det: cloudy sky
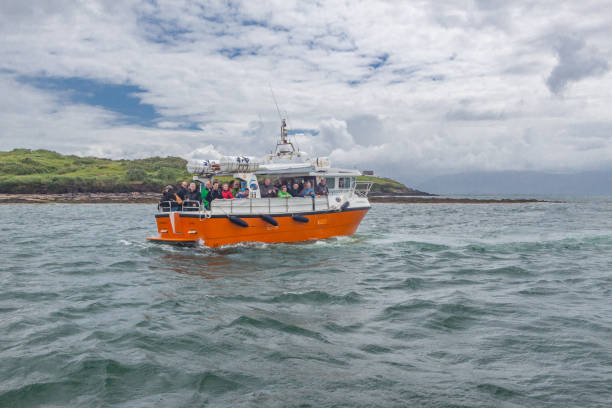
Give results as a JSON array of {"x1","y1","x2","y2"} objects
[{"x1": 1, "y1": 0, "x2": 611, "y2": 184}]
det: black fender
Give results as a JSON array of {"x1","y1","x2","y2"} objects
[
  {"x1": 229, "y1": 216, "x2": 249, "y2": 227},
  {"x1": 292, "y1": 214, "x2": 309, "y2": 223},
  {"x1": 341, "y1": 201, "x2": 350, "y2": 211},
  {"x1": 260, "y1": 214, "x2": 278, "y2": 226}
]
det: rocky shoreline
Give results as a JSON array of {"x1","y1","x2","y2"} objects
[
  {"x1": 368, "y1": 196, "x2": 546, "y2": 204},
  {"x1": 0, "y1": 192, "x2": 161, "y2": 204},
  {"x1": 0, "y1": 193, "x2": 547, "y2": 204}
]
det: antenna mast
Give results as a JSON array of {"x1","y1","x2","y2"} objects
[
  {"x1": 269, "y1": 86, "x2": 289, "y2": 145},
  {"x1": 270, "y1": 85, "x2": 282, "y2": 122}
]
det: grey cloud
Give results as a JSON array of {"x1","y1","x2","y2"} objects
[
  {"x1": 346, "y1": 114, "x2": 384, "y2": 146},
  {"x1": 0, "y1": 0, "x2": 72, "y2": 20},
  {"x1": 546, "y1": 34, "x2": 609, "y2": 94},
  {"x1": 446, "y1": 109, "x2": 506, "y2": 121}
]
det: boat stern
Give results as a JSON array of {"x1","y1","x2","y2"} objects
[{"x1": 146, "y1": 212, "x2": 199, "y2": 245}]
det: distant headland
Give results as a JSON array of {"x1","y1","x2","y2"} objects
[
  {"x1": 0, "y1": 148, "x2": 425, "y2": 195},
  {"x1": 0, "y1": 149, "x2": 545, "y2": 204}
]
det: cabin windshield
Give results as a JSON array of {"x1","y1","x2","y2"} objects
[{"x1": 332, "y1": 176, "x2": 355, "y2": 192}]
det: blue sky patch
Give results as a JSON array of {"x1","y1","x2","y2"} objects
[
  {"x1": 138, "y1": 14, "x2": 192, "y2": 44},
  {"x1": 241, "y1": 19, "x2": 288, "y2": 32},
  {"x1": 219, "y1": 47, "x2": 259, "y2": 59},
  {"x1": 369, "y1": 53, "x2": 389, "y2": 69},
  {"x1": 20, "y1": 76, "x2": 160, "y2": 126},
  {"x1": 392, "y1": 66, "x2": 420, "y2": 77},
  {"x1": 287, "y1": 128, "x2": 319, "y2": 136}
]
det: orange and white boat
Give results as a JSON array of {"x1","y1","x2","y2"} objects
[{"x1": 147, "y1": 120, "x2": 372, "y2": 247}]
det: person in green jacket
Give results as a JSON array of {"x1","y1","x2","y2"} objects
[
  {"x1": 201, "y1": 179, "x2": 212, "y2": 209},
  {"x1": 277, "y1": 185, "x2": 292, "y2": 198}
]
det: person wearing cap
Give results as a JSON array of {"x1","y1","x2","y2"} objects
[{"x1": 160, "y1": 185, "x2": 180, "y2": 211}]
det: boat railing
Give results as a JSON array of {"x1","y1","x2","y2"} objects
[
  {"x1": 181, "y1": 200, "x2": 201, "y2": 212},
  {"x1": 211, "y1": 196, "x2": 329, "y2": 215},
  {"x1": 354, "y1": 181, "x2": 373, "y2": 197},
  {"x1": 157, "y1": 200, "x2": 202, "y2": 212},
  {"x1": 157, "y1": 197, "x2": 331, "y2": 215},
  {"x1": 158, "y1": 201, "x2": 175, "y2": 212}
]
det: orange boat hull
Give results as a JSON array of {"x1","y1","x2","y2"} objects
[{"x1": 146, "y1": 208, "x2": 369, "y2": 248}]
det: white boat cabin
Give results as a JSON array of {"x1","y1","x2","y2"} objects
[{"x1": 170, "y1": 119, "x2": 372, "y2": 215}]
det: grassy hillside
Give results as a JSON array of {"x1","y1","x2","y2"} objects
[
  {"x1": 357, "y1": 175, "x2": 427, "y2": 195},
  {"x1": 0, "y1": 149, "x2": 190, "y2": 193},
  {"x1": 0, "y1": 149, "x2": 423, "y2": 195}
]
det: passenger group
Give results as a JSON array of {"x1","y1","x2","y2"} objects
[{"x1": 160, "y1": 177, "x2": 330, "y2": 211}]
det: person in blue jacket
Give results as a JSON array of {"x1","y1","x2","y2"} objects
[{"x1": 301, "y1": 181, "x2": 315, "y2": 197}]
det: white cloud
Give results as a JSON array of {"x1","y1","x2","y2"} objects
[{"x1": 1, "y1": 0, "x2": 612, "y2": 185}]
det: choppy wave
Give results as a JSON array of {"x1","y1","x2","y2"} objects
[{"x1": 1, "y1": 201, "x2": 612, "y2": 407}]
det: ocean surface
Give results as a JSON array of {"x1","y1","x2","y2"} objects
[{"x1": 1, "y1": 199, "x2": 611, "y2": 407}]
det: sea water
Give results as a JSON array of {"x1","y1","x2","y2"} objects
[{"x1": 1, "y1": 200, "x2": 611, "y2": 407}]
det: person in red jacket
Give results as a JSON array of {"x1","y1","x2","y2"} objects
[{"x1": 221, "y1": 183, "x2": 234, "y2": 199}]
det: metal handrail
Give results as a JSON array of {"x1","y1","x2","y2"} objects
[
  {"x1": 354, "y1": 181, "x2": 373, "y2": 197},
  {"x1": 157, "y1": 196, "x2": 340, "y2": 215},
  {"x1": 209, "y1": 197, "x2": 328, "y2": 216},
  {"x1": 158, "y1": 200, "x2": 179, "y2": 212},
  {"x1": 182, "y1": 200, "x2": 201, "y2": 211}
]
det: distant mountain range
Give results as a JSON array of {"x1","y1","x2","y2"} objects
[{"x1": 417, "y1": 170, "x2": 612, "y2": 195}]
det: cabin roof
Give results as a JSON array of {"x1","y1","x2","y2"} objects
[{"x1": 254, "y1": 164, "x2": 361, "y2": 177}]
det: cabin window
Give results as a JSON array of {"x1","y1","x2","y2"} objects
[
  {"x1": 338, "y1": 177, "x2": 352, "y2": 189},
  {"x1": 325, "y1": 177, "x2": 336, "y2": 188}
]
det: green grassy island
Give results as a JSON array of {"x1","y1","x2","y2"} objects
[{"x1": 0, "y1": 149, "x2": 426, "y2": 196}]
